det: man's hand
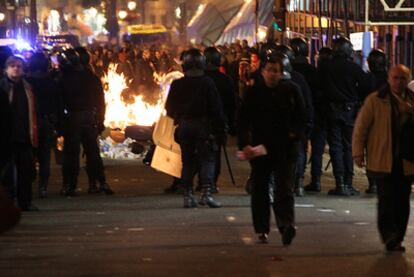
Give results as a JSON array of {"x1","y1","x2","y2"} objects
[{"x1": 353, "y1": 155, "x2": 365, "y2": 168}]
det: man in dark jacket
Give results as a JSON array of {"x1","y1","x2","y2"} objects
[
  {"x1": 274, "y1": 44, "x2": 314, "y2": 197},
  {"x1": 237, "y1": 53, "x2": 307, "y2": 246},
  {"x1": 165, "y1": 48, "x2": 226, "y2": 208},
  {"x1": 0, "y1": 56, "x2": 39, "y2": 211}
]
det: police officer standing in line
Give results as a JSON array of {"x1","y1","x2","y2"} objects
[
  {"x1": 26, "y1": 52, "x2": 61, "y2": 198},
  {"x1": 274, "y1": 44, "x2": 314, "y2": 197},
  {"x1": 305, "y1": 47, "x2": 333, "y2": 192},
  {"x1": 319, "y1": 37, "x2": 370, "y2": 196},
  {"x1": 363, "y1": 49, "x2": 389, "y2": 194},
  {"x1": 203, "y1": 47, "x2": 237, "y2": 193},
  {"x1": 75, "y1": 47, "x2": 114, "y2": 195},
  {"x1": 289, "y1": 38, "x2": 320, "y2": 196},
  {"x1": 165, "y1": 48, "x2": 227, "y2": 208},
  {"x1": 58, "y1": 49, "x2": 113, "y2": 197},
  {"x1": 238, "y1": 53, "x2": 307, "y2": 245}
]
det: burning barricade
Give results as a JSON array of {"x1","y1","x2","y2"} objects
[{"x1": 100, "y1": 64, "x2": 183, "y2": 160}]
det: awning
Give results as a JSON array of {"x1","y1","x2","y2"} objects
[
  {"x1": 216, "y1": 0, "x2": 274, "y2": 45},
  {"x1": 187, "y1": 0, "x2": 244, "y2": 46}
]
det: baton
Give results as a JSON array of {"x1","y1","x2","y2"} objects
[
  {"x1": 222, "y1": 144, "x2": 236, "y2": 186},
  {"x1": 325, "y1": 158, "x2": 331, "y2": 171}
]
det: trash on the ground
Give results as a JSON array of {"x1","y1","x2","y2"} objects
[
  {"x1": 100, "y1": 137, "x2": 142, "y2": 160},
  {"x1": 226, "y1": 216, "x2": 236, "y2": 222},
  {"x1": 295, "y1": 204, "x2": 315, "y2": 208},
  {"x1": 344, "y1": 210, "x2": 351, "y2": 214},
  {"x1": 317, "y1": 208, "x2": 336, "y2": 213},
  {"x1": 106, "y1": 230, "x2": 114, "y2": 234},
  {"x1": 114, "y1": 227, "x2": 120, "y2": 230}
]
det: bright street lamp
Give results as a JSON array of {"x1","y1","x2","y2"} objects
[
  {"x1": 118, "y1": 10, "x2": 128, "y2": 20},
  {"x1": 128, "y1": 1, "x2": 137, "y2": 11}
]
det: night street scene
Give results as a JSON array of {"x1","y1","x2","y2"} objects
[{"x1": 1, "y1": 0, "x2": 414, "y2": 276}]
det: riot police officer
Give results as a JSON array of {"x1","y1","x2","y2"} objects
[
  {"x1": 305, "y1": 47, "x2": 333, "y2": 192},
  {"x1": 319, "y1": 37, "x2": 370, "y2": 196},
  {"x1": 362, "y1": 49, "x2": 388, "y2": 194},
  {"x1": 74, "y1": 47, "x2": 113, "y2": 195},
  {"x1": 367, "y1": 49, "x2": 388, "y2": 95},
  {"x1": 165, "y1": 48, "x2": 226, "y2": 208},
  {"x1": 58, "y1": 49, "x2": 113, "y2": 196},
  {"x1": 289, "y1": 38, "x2": 321, "y2": 195},
  {"x1": 203, "y1": 47, "x2": 237, "y2": 193}
]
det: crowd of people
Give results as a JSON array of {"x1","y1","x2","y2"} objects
[{"x1": 0, "y1": 37, "x2": 414, "y2": 253}]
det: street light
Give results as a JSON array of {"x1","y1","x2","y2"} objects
[
  {"x1": 127, "y1": 1, "x2": 136, "y2": 11},
  {"x1": 118, "y1": 10, "x2": 127, "y2": 20},
  {"x1": 0, "y1": 13, "x2": 5, "y2": 22}
]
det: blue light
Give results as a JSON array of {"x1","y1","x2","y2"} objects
[{"x1": 14, "y1": 38, "x2": 33, "y2": 52}]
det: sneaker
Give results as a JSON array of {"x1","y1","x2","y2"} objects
[{"x1": 258, "y1": 233, "x2": 269, "y2": 244}]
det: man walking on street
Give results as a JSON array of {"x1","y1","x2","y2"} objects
[{"x1": 353, "y1": 64, "x2": 414, "y2": 253}]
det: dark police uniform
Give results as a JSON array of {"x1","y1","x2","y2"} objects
[
  {"x1": 319, "y1": 52, "x2": 370, "y2": 195},
  {"x1": 166, "y1": 70, "x2": 226, "y2": 208},
  {"x1": 59, "y1": 58, "x2": 109, "y2": 196}
]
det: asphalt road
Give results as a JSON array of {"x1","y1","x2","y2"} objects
[{"x1": 1, "y1": 144, "x2": 413, "y2": 277}]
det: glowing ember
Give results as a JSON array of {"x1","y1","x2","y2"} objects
[{"x1": 102, "y1": 64, "x2": 183, "y2": 130}]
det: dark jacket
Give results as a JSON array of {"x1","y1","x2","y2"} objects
[
  {"x1": 26, "y1": 72, "x2": 61, "y2": 124},
  {"x1": 205, "y1": 69, "x2": 237, "y2": 134},
  {"x1": 319, "y1": 56, "x2": 370, "y2": 103},
  {"x1": 0, "y1": 80, "x2": 12, "y2": 162},
  {"x1": 238, "y1": 78, "x2": 307, "y2": 158},
  {"x1": 0, "y1": 77, "x2": 38, "y2": 148},
  {"x1": 58, "y1": 68, "x2": 105, "y2": 121},
  {"x1": 165, "y1": 75, "x2": 226, "y2": 141},
  {"x1": 291, "y1": 70, "x2": 314, "y2": 130}
]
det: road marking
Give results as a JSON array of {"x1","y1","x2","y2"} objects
[
  {"x1": 128, "y1": 228, "x2": 144, "y2": 231},
  {"x1": 295, "y1": 204, "x2": 315, "y2": 208}
]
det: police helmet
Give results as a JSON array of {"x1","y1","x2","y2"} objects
[
  {"x1": 332, "y1": 37, "x2": 354, "y2": 59},
  {"x1": 259, "y1": 43, "x2": 277, "y2": 62},
  {"x1": 75, "y1": 47, "x2": 91, "y2": 66},
  {"x1": 317, "y1": 47, "x2": 333, "y2": 66},
  {"x1": 181, "y1": 48, "x2": 206, "y2": 72},
  {"x1": 274, "y1": 44, "x2": 295, "y2": 62},
  {"x1": 262, "y1": 52, "x2": 292, "y2": 80},
  {"x1": 367, "y1": 49, "x2": 387, "y2": 73},
  {"x1": 290, "y1": 37, "x2": 308, "y2": 57},
  {"x1": 58, "y1": 48, "x2": 81, "y2": 70},
  {"x1": 204, "y1": 47, "x2": 221, "y2": 68}
]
